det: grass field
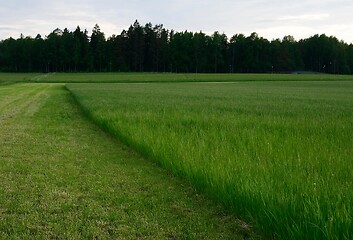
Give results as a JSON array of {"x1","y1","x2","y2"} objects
[
  {"x1": 17, "y1": 72, "x2": 353, "y2": 83},
  {"x1": 2, "y1": 72, "x2": 353, "y2": 239},
  {"x1": 0, "y1": 73, "x2": 38, "y2": 84},
  {"x1": 0, "y1": 83, "x2": 255, "y2": 239},
  {"x1": 67, "y1": 81, "x2": 353, "y2": 239}
]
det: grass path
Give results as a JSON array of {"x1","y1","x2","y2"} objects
[{"x1": 0, "y1": 84, "x2": 255, "y2": 239}]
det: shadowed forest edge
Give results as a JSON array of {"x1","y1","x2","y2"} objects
[{"x1": 1, "y1": 20, "x2": 353, "y2": 74}]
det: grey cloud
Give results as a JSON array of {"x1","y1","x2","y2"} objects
[{"x1": 0, "y1": 0, "x2": 352, "y2": 42}]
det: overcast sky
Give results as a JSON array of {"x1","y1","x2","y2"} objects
[{"x1": 1, "y1": 0, "x2": 352, "y2": 43}]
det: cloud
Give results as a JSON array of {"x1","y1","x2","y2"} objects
[
  {"x1": 0, "y1": 0, "x2": 353, "y2": 43},
  {"x1": 278, "y1": 13, "x2": 330, "y2": 22}
]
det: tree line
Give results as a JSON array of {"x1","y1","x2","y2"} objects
[{"x1": 1, "y1": 20, "x2": 353, "y2": 74}]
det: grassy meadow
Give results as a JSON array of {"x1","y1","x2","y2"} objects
[
  {"x1": 1, "y1": 72, "x2": 353, "y2": 239},
  {"x1": 0, "y1": 73, "x2": 39, "y2": 84},
  {"x1": 67, "y1": 80, "x2": 353, "y2": 239},
  {"x1": 20, "y1": 72, "x2": 353, "y2": 83},
  {"x1": 0, "y1": 83, "x2": 255, "y2": 239}
]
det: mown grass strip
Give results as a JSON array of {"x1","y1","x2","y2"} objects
[
  {"x1": 0, "y1": 83, "x2": 256, "y2": 239},
  {"x1": 67, "y1": 81, "x2": 353, "y2": 239}
]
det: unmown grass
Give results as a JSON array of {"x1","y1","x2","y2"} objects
[
  {"x1": 24, "y1": 72, "x2": 353, "y2": 83},
  {"x1": 67, "y1": 81, "x2": 353, "y2": 239},
  {"x1": 2, "y1": 72, "x2": 353, "y2": 84},
  {"x1": 0, "y1": 73, "x2": 38, "y2": 84}
]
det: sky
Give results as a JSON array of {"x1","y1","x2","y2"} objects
[{"x1": 0, "y1": 0, "x2": 352, "y2": 43}]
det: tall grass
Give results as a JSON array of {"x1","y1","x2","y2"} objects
[
  {"x1": 67, "y1": 81, "x2": 353, "y2": 239},
  {"x1": 26, "y1": 72, "x2": 353, "y2": 83},
  {"x1": 0, "y1": 73, "x2": 38, "y2": 84},
  {"x1": 1, "y1": 72, "x2": 353, "y2": 84}
]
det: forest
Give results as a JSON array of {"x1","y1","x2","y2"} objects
[{"x1": 1, "y1": 20, "x2": 353, "y2": 74}]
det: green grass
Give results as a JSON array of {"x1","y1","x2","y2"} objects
[
  {"x1": 0, "y1": 73, "x2": 39, "y2": 84},
  {"x1": 1, "y1": 72, "x2": 353, "y2": 84},
  {"x1": 19, "y1": 72, "x2": 353, "y2": 83},
  {"x1": 67, "y1": 81, "x2": 353, "y2": 239},
  {"x1": 0, "y1": 83, "x2": 256, "y2": 239}
]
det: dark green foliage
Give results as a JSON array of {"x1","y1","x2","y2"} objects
[{"x1": 1, "y1": 20, "x2": 353, "y2": 73}]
